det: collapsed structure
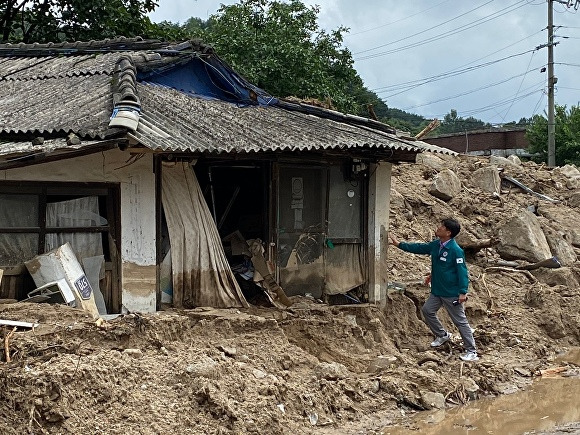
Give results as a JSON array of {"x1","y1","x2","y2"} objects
[{"x1": 0, "y1": 37, "x2": 451, "y2": 314}]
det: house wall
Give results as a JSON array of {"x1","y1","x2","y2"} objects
[
  {"x1": 0, "y1": 148, "x2": 157, "y2": 313},
  {"x1": 368, "y1": 162, "x2": 392, "y2": 304}
]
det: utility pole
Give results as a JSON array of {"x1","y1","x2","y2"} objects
[{"x1": 547, "y1": 0, "x2": 556, "y2": 167}]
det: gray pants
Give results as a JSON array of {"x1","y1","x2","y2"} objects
[{"x1": 422, "y1": 294, "x2": 476, "y2": 353}]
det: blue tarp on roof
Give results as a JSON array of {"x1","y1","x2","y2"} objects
[{"x1": 138, "y1": 57, "x2": 277, "y2": 106}]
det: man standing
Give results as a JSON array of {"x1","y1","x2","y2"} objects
[{"x1": 389, "y1": 218, "x2": 478, "y2": 362}]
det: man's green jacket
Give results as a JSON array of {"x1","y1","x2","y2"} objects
[{"x1": 398, "y1": 238, "x2": 469, "y2": 297}]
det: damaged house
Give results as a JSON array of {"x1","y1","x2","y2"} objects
[{"x1": 0, "y1": 38, "x2": 450, "y2": 315}]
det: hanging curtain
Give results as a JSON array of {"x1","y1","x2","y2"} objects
[{"x1": 161, "y1": 162, "x2": 248, "y2": 308}]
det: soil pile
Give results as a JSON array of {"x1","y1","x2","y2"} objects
[{"x1": 1, "y1": 154, "x2": 579, "y2": 434}]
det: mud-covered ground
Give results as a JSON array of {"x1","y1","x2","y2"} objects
[{"x1": 1, "y1": 155, "x2": 579, "y2": 434}]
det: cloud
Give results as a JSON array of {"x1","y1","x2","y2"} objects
[{"x1": 150, "y1": 0, "x2": 580, "y2": 124}]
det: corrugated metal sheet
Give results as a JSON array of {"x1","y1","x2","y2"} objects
[
  {"x1": 132, "y1": 83, "x2": 447, "y2": 155},
  {"x1": 0, "y1": 53, "x2": 119, "y2": 81},
  {"x1": 0, "y1": 73, "x2": 113, "y2": 138}
]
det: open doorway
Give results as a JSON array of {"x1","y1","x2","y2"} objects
[{"x1": 194, "y1": 160, "x2": 272, "y2": 305}]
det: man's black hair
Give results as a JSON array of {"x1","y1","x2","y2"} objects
[{"x1": 442, "y1": 218, "x2": 461, "y2": 238}]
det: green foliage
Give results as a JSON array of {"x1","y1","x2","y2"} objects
[
  {"x1": 526, "y1": 104, "x2": 580, "y2": 166},
  {"x1": 194, "y1": 0, "x2": 364, "y2": 113},
  {"x1": 0, "y1": 0, "x2": 159, "y2": 43},
  {"x1": 437, "y1": 109, "x2": 491, "y2": 134}
]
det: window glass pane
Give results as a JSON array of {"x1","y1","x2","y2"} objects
[
  {"x1": 328, "y1": 166, "x2": 361, "y2": 239},
  {"x1": 0, "y1": 194, "x2": 39, "y2": 227},
  {"x1": 278, "y1": 167, "x2": 326, "y2": 233},
  {"x1": 45, "y1": 233, "x2": 104, "y2": 260},
  {"x1": 0, "y1": 233, "x2": 39, "y2": 266},
  {"x1": 46, "y1": 196, "x2": 107, "y2": 228}
]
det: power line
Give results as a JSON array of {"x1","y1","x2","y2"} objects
[
  {"x1": 399, "y1": 65, "x2": 544, "y2": 111},
  {"x1": 348, "y1": 0, "x2": 452, "y2": 36},
  {"x1": 354, "y1": 0, "x2": 495, "y2": 55},
  {"x1": 501, "y1": 51, "x2": 537, "y2": 122},
  {"x1": 355, "y1": 0, "x2": 529, "y2": 61},
  {"x1": 375, "y1": 49, "x2": 536, "y2": 98}
]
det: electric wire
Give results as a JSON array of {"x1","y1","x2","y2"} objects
[
  {"x1": 348, "y1": 0, "x2": 452, "y2": 36},
  {"x1": 355, "y1": 1, "x2": 529, "y2": 61},
  {"x1": 501, "y1": 50, "x2": 537, "y2": 122},
  {"x1": 354, "y1": 0, "x2": 496, "y2": 55}
]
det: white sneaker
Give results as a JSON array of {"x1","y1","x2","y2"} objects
[
  {"x1": 460, "y1": 351, "x2": 479, "y2": 362},
  {"x1": 430, "y1": 332, "x2": 452, "y2": 347}
]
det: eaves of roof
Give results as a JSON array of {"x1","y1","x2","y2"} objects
[{"x1": 129, "y1": 83, "x2": 453, "y2": 158}]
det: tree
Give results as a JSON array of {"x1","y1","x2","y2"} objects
[
  {"x1": 437, "y1": 109, "x2": 490, "y2": 134},
  {"x1": 200, "y1": 0, "x2": 364, "y2": 113},
  {"x1": 526, "y1": 104, "x2": 580, "y2": 166},
  {"x1": 0, "y1": 0, "x2": 159, "y2": 43}
]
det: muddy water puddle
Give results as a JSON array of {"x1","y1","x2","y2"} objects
[{"x1": 384, "y1": 349, "x2": 580, "y2": 435}]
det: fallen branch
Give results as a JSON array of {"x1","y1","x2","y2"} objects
[
  {"x1": 4, "y1": 326, "x2": 17, "y2": 363},
  {"x1": 484, "y1": 267, "x2": 538, "y2": 284}
]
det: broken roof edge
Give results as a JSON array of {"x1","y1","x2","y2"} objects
[
  {"x1": 275, "y1": 100, "x2": 456, "y2": 156},
  {"x1": 0, "y1": 139, "x2": 120, "y2": 170}
]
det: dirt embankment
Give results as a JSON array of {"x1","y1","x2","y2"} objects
[{"x1": 1, "y1": 155, "x2": 579, "y2": 434}]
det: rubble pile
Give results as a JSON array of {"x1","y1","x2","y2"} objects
[{"x1": 0, "y1": 154, "x2": 579, "y2": 434}]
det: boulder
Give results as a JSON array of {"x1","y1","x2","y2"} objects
[
  {"x1": 555, "y1": 164, "x2": 580, "y2": 179},
  {"x1": 569, "y1": 192, "x2": 580, "y2": 208},
  {"x1": 416, "y1": 153, "x2": 446, "y2": 171},
  {"x1": 471, "y1": 166, "x2": 501, "y2": 194},
  {"x1": 428, "y1": 169, "x2": 461, "y2": 201},
  {"x1": 497, "y1": 210, "x2": 552, "y2": 262},
  {"x1": 420, "y1": 391, "x2": 446, "y2": 410},
  {"x1": 506, "y1": 155, "x2": 522, "y2": 166},
  {"x1": 538, "y1": 205, "x2": 580, "y2": 247},
  {"x1": 490, "y1": 155, "x2": 520, "y2": 169},
  {"x1": 541, "y1": 225, "x2": 578, "y2": 266},
  {"x1": 565, "y1": 176, "x2": 580, "y2": 190}
]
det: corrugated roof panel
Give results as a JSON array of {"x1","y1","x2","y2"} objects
[
  {"x1": 0, "y1": 53, "x2": 119, "y2": 81},
  {"x1": 0, "y1": 74, "x2": 113, "y2": 138},
  {"x1": 0, "y1": 138, "x2": 105, "y2": 158},
  {"x1": 134, "y1": 83, "x2": 431, "y2": 155}
]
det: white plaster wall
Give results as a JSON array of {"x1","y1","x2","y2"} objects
[
  {"x1": 367, "y1": 162, "x2": 392, "y2": 304},
  {"x1": 1, "y1": 149, "x2": 157, "y2": 312}
]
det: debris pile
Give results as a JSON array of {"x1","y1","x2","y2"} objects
[{"x1": 0, "y1": 154, "x2": 579, "y2": 434}]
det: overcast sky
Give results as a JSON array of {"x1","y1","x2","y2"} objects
[{"x1": 150, "y1": 0, "x2": 580, "y2": 125}]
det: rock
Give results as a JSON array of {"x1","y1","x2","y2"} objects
[
  {"x1": 32, "y1": 137, "x2": 44, "y2": 146},
  {"x1": 461, "y1": 378, "x2": 480, "y2": 400},
  {"x1": 315, "y1": 362, "x2": 350, "y2": 380},
  {"x1": 471, "y1": 166, "x2": 501, "y2": 194},
  {"x1": 428, "y1": 169, "x2": 461, "y2": 201},
  {"x1": 565, "y1": 176, "x2": 580, "y2": 189},
  {"x1": 416, "y1": 153, "x2": 446, "y2": 171},
  {"x1": 366, "y1": 355, "x2": 398, "y2": 373},
  {"x1": 555, "y1": 164, "x2": 580, "y2": 179},
  {"x1": 506, "y1": 155, "x2": 522, "y2": 166},
  {"x1": 537, "y1": 205, "x2": 580, "y2": 247},
  {"x1": 420, "y1": 391, "x2": 446, "y2": 410},
  {"x1": 497, "y1": 210, "x2": 552, "y2": 262},
  {"x1": 541, "y1": 225, "x2": 578, "y2": 266},
  {"x1": 390, "y1": 189, "x2": 406, "y2": 209},
  {"x1": 123, "y1": 348, "x2": 143, "y2": 358},
  {"x1": 531, "y1": 267, "x2": 580, "y2": 288},
  {"x1": 490, "y1": 155, "x2": 520, "y2": 169},
  {"x1": 252, "y1": 369, "x2": 268, "y2": 379},
  {"x1": 568, "y1": 192, "x2": 580, "y2": 208},
  {"x1": 185, "y1": 356, "x2": 219, "y2": 379}
]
